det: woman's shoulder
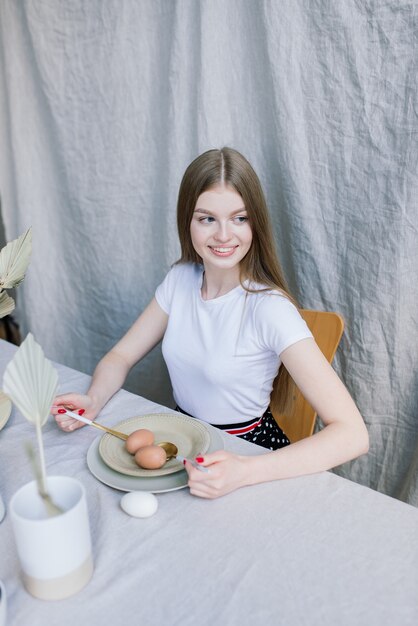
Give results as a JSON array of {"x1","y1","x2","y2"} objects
[
  {"x1": 171, "y1": 260, "x2": 202, "y2": 275},
  {"x1": 155, "y1": 263, "x2": 202, "y2": 314},
  {"x1": 246, "y1": 285, "x2": 308, "y2": 328},
  {"x1": 246, "y1": 286, "x2": 312, "y2": 351},
  {"x1": 156, "y1": 262, "x2": 202, "y2": 299},
  {"x1": 245, "y1": 282, "x2": 298, "y2": 312},
  {"x1": 164, "y1": 261, "x2": 203, "y2": 283}
]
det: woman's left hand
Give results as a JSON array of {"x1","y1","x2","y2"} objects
[{"x1": 184, "y1": 450, "x2": 250, "y2": 498}]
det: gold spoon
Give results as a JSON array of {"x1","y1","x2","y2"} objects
[
  {"x1": 158, "y1": 441, "x2": 178, "y2": 460},
  {"x1": 158, "y1": 442, "x2": 209, "y2": 472},
  {"x1": 58, "y1": 410, "x2": 183, "y2": 456}
]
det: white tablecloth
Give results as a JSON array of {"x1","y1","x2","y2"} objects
[{"x1": 0, "y1": 339, "x2": 417, "y2": 626}]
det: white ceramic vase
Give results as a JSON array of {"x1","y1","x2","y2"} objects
[{"x1": 9, "y1": 476, "x2": 93, "y2": 600}]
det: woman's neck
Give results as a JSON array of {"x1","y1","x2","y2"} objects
[{"x1": 201, "y1": 266, "x2": 241, "y2": 300}]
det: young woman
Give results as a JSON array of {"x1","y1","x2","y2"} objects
[{"x1": 53, "y1": 147, "x2": 369, "y2": 498}]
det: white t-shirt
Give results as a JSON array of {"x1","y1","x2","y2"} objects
[{"x1": 155, "y1": 262, "x2": 312, "y2": 425}]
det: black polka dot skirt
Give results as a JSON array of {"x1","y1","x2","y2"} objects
[{"x1": 175, "y1": 405, "x2": 290, "y2": 451}]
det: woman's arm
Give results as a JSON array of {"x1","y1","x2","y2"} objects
[
  {"x1": 53, "y1": 297, "x2": 168, "y2": 431},
  {"x1": 186, "y1": 338, "x2": 369, "y2": 498}
]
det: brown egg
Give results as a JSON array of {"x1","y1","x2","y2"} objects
[
  {"x1": 135, "y1": 445, "x2": 167, "y2": 470},
  {"x1": 125, "y1": 429, "x2": 155, "y2": 455}
]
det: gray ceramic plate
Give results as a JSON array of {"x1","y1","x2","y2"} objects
[{"x1": 87, "y1": 421, "x2": 224, "y2": 493}]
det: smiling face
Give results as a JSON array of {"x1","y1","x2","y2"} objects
[{"x1": 189, "y1": 185, "x2": 253, "y2": 277}]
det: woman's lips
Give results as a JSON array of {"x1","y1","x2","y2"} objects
[{"x1": 208, "y1": 246, "x2": 238, "y2": 257}]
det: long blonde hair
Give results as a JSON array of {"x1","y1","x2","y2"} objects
[{"x1": 176, "y1": 147, "x2": 296, "y2": 414}]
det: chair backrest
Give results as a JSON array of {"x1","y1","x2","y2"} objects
[{"x1": 272, "y1": 309, "x2": 345, "y2": 443}]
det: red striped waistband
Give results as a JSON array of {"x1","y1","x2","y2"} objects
[
  {"x1": 224, "y1": 417, "x2": 264, "y2": 435},
  {"x1": 175, "y1": 405, "x2": 267, "y2": 436}
]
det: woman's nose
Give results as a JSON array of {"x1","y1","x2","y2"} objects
[{"x1": 214, "y1": 222, "x2": 231, "y2": 242}]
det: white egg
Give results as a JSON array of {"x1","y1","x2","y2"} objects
[{"x1": 120, "y1": 491, "x2": 158, "y2": 518}]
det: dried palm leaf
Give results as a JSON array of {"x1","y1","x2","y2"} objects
[
  {"x1": 3, "y1": 333, "x2": 58, "y2": 492},
  {"x1": 0, "y1": 227, "x2": 32, "y2": 289},
  {"x1": 0, "y1": 290, "x2": 15, "y2": 318}
]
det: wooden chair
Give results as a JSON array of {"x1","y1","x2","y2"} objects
[{"x1": 272, "y1": 309, "x2": 345, "y2": 443}]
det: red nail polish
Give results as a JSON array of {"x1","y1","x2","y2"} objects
[
  {"x1": 57, "y1": 409, "x2": 66, "y2": 414},
  {"x1": 78, "y1": 409, "x2": 85, "y2": 415},
  {"x1": 195, "y1": 457, "x2": 204, "y2": 463},
  {"x1": 182, "y1": 459, "x2": 186, "y2": 465}
]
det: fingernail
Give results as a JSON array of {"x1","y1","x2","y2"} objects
[
  {"x1": 182, "y1": 459, "x2": 186, "y2": 465},
  {"x1": 195, "y1": 457, "x2": 204, "y2": 463},
  {"x1": 57, "y1": 409, "x2": 66, "y2": 414},
  {"x1": 78, "y1": 409, "x2": 85, "y2": 415}
]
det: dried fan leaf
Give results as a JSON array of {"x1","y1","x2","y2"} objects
[
  {"x1": 3, "y1": 333, "x2": 58, "y2": 427},
  {"x1": 0, "y1": 290, "x2": 15, "y2": 318},
  {"x1": 0, "y1": 227, "x2": 32, "y2": 289}
]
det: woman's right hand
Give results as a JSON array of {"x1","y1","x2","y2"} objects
[{"x1": 51, "y1": 393, "x2": 100, "y2": 432}]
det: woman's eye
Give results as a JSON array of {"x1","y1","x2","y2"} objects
[
  {"x1": 199, "y1": 216, "x2": 215, "y2": 224},
  {"x1": 234, "y1": 216, "x2": 248, "y2": 224}
]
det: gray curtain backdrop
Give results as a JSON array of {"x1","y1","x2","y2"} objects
[{"x1": 0, "y1": 0, "x2": 417, "y2": 504}]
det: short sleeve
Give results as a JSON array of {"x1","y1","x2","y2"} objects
[
  {"x1": 256, "y1": 293, "x2": 313, "y2": 355},
  {"x1": 155, "y1": 266, "x2": 180, "y2": 314}
]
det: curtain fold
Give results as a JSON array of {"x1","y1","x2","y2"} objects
[{"x1": 1, "y1": 0, "x2": 417, "y2": 503}]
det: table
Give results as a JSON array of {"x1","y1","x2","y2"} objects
[{"x1": 0, "y1": 339, "x2": 417, "y2": 626}]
